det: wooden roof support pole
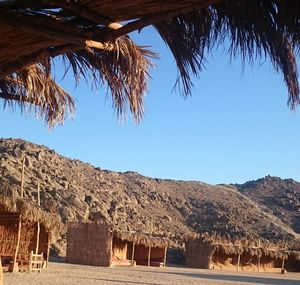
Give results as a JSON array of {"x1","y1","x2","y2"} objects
[
  {"x1": 147, "y1": 246, "x2": 151, "y2": 267},
  {"x1": 0, "y1": 257, "x2": 3, "y2": 285},
  {"x1": 281, "y1": 258, "x2": 286, "y2": 274},
  {"x1": 35, "y1": 182, "x2": 41, "y2": 254},
  {"x1": 281, "y1": 258, "x2": 285, "y2": 270},
  {"x1": 131, "y1": 242, "x2": 135, "y2": 267},
  {"x1": 46, "y1": 234, "x2": 50, "y2": 267},
  {"x1": 257, "y1": 239, "x2": 261, "y2": 272},
  {"x1": 20, "y1": 156, "x2": 25, "y2": 198},
  {"x1": 12, "y1": 217, "x2": 22, "y2": 273},
  {"x1": 163, "y1": 247, "x2": 167, "y2": 267},
  {"x1": 37, "y1": 181, "x2": 40, "y2": 206},
  {"x1": 35, "y1": 223, "x2": 40, "y2": 254},
  {"x1": 237, "y1": 253, "x2": 241, "y2": 271},
  {"x1": 29, "y1": 251, "x2": 33, "y2": 273}
]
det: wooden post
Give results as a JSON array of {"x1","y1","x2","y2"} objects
[
  {"x1": 0, "y1": 257, "x2": 3, "y2": 285},
  {"x1": 46, "y1": 235, "x2": 51, "y2": 267},
  {"x1": 147, "y1": 246, "x2": 151, "y2": 267},
  {"x1": 29, "y1": 251, "x2": 33, "y2": 273},
  {"x1": 35, "y1": 224, "x2": 40, "y2": 254},
  {"x1": 20, "y1": 156, "x2": 25, "y2": 198},
  {"x1": 257, "y1": 239, "x2": 261, "y2": 272},
  {"x1": 150, "y1": 222, "x2": 153, "y2": 235},
  {"x1": 148, "y1": 221, "x2": 153, "y2": 267},
  {"x1": 37, "y1": 181, "x2": 40, "y2": 206},
  {"x1": 35, "y1": 182, "x2": 41, "y2": 254},
  {"x1": 131, "y1": 242, "x2": 135, "y2": 267},
  {"x1": 12, "y1": 217, "x2": 22, "y2": 272},
  {"x1": 281, "y1": 258, "x2": 285, "y2": 271},
  {"x1": 237, "y1": 253, "x2": 241, "y2": 271},
  {"x1": 163, "y1": 246, "x2": 167, "y2": 267}
]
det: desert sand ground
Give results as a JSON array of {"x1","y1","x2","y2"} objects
[{"x1": 4, "y1": 263, "x2": 300, "y2": 285}]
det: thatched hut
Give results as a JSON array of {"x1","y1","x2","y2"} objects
[
  {"x1": 67, "y1": 222, "x2": 170, "y2": 267},
  {"x1": 185, "y1": 235, "x2": 300, "y2": 272},
  {"x1": 1, "y1": 1, "x2": 300, "y2": 126},
  {"x1": 0, "y1": 193, "x2": 60, "y2": 272}
]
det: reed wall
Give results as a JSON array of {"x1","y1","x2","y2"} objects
[{"x1": 67, "y1": 222, "x2": 112, "y2": 266}]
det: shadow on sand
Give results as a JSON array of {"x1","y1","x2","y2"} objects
[
  {"x1": 136, "y1": 269, "x2": 300, "y2": 285},
  {"x1": 61, "y1": 275, "x2": 163, "y2": 285}
]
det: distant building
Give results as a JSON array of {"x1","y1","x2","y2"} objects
[
  {"x1": 185, "y1": 235, "x2": 300, "y2": 272},
  {"x1": 67, "y1": 222, "x2": 170, "y2": 267}
]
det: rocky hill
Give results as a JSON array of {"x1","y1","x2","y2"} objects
[
  {"x1": 235, "y1": 176, "x2": 300, "y2": 235},
  {"x1": 0, "y1": 138, "x2": 299, "y2": 255}
]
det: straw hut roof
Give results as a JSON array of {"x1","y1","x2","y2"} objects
[
  {"x1": 1, "y1": 1, "x2": 300, "y2": 126},
  {"x1": 0, "y1": 190, "x2": 62, "y2": 234},
  {"x1": 188, "y1": 232, "x2": 300, "y2": 260},
  {"x1": 114, "y1": 230, "x2": 172, "y2": 248},
  {"x1": 288, "y1": 250, "x2": 300, "y2": 261}
]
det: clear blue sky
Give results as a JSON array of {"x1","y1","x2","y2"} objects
[{"x1": 1, "y1": 27, "x2": 300, "y2": 185}]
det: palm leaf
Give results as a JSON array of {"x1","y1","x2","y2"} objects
[
  {"x1": 0, "y1": 60, "x2": 75, "y2": 127},
  {"x1": 1, "y1": 0, "x2": 300, "y2": 125},
  {"x1": 155, "y1": 1, "x2": 299, "y2": 107}
]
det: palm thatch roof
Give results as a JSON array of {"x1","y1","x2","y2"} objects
[
  {"x1": 188, "y1": 233, "x2": 300, "y2": 260},
  {"x1": 0, "y1": 187, "x2": 61, "y2": 233},
  {"x1": 114, "y1": 230, "x2": 172, "y2": 248},
  {"x1": 1, "y1": 1, "x2": 300, "y2": 126}
]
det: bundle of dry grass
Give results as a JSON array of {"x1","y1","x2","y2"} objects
[
  {"x1": 1, "y1": 1, "x2": 300, "y2": 125},
  {"x1": 114, "y1": 230, "x2": 171, "y2": 248}
]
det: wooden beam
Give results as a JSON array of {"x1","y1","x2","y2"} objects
[
  {"x1": 131, "y1": 242, "x2": 135, "y2": 267},
  {"x1": 147, "y1": 246, "x2": 151, "y2": 267},
  {"x1": 12, "y1": 218, "x2": 22, "y2": 272},
  {"x1": 0, "y1": 10, "x2": 116, "y2": 52},
  {"x1": 0, "y1": 9, "x2": 87, "y2": 43},
  {"x1": 48, "y1": 0, "x2": 112, "y2": 25},
  {"x1": 102, "y1": 0, "x2": 223, "y2": 41},
  {"x1": 0, "y1": 44, "x2": 76, "y2": 80},
  {"x1": 20, "y1": 156, "x2": 25, "y2": 198}
]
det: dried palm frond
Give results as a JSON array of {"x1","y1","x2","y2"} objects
[
  {"x1": 154, "y1": 9, "x2": 212, "y2": 95},
  {"x1": 62, "y1": 36, "x2": 156, "y2": 122},
  {"x1": 0, "y1": 37, "x2": 155, "y2": 125},
  {"x1": 1, "y1": 0, "x2": 300, "y2": 125},
  {"x1": 154, "y1": 1, "x2": 299, "y2": 107},
  {"x1": 210, "y1": 1, "x2": 300, "y2": 108},
  {"x1": 0, "y1": 60, "x2": 75, "y2": 127}
]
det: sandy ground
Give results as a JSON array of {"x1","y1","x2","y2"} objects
[{"x1": 4, "y1": 262, "x2": 300, "y2": 285}]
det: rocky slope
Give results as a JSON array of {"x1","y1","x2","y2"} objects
[
  {"x1": 235, "y1": 176, "x2": 300, "y2": 235},
  {"x1": 0, "y1": 138, "x2": 299, "y2": 255}
]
